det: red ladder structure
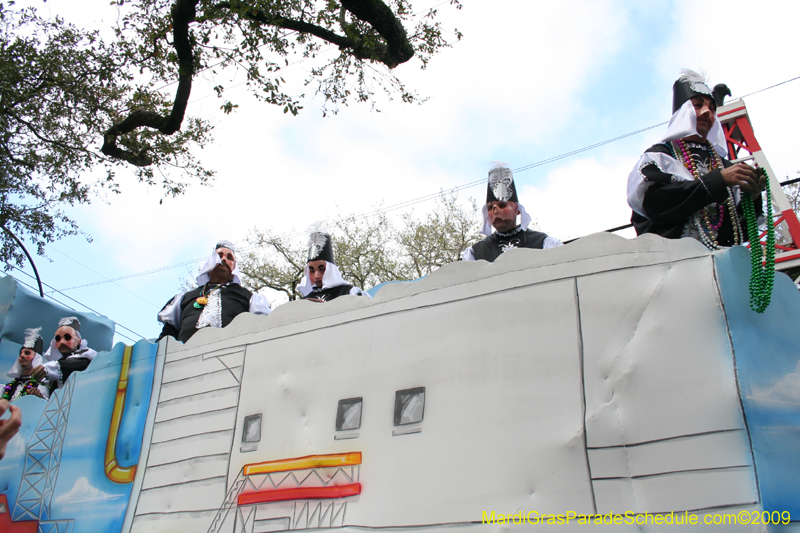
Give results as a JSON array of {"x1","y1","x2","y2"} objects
[{"x1": 717, "y1": 99, "x2": 800, "y2": 271}]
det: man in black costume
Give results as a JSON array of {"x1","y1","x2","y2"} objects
[
  {"x1": 627, "y1": 69, "x2": 765, "y2": 249},
  {"x1": 298, "y1": 224, "x2": 371, "y2": 302},
  {"x1": 462, "y1": 162, "x2": 562, "y2": 262},
  {"x1": 3, "y1": 328, "x2": 48, "y2": 401},
  {"x1": 158, "y1": 240, "x2": 271, "y2": 343},
  {"x1": 32, "y1": 317, "x2": 98, "y2": 394}
]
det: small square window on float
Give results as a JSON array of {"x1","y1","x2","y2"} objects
[
  {"x1": 394, "y1": 387, "x2": 425, "y2": 426},
  {"x1": 336, "y1": 397, "x2": 363, "y2": 431},
  {"x1": 242, "y1": 414, "x2": 262, "y2": 443}
]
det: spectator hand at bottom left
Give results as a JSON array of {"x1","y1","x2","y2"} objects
[{"x1": 0, "y1": 399, "x2": 22, "y2": 460}]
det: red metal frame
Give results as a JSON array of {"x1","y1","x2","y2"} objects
[
  {"x1": 719, "y1": 107, "x2": 761, "y2": 158},
  {"x1": 718, "y1": 104, "x2": 800, "y2": 263}
]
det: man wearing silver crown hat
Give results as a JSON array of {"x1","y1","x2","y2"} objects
[
  {"x1": 626, "y1": 69, "x2": 765, "y2": 249},
  {"x1": 158, "y1": 240, "x2": 272, "y2": 343},
  {"x1": 31, "y1": 317, "x2": 98, "y2": 394},
  {"x1": 3, "y1": 327, "x2": 49, "y2": 401},
  {"x1": 298, "y1": 223, "x2": 371, "y2": 302},
  {"x1": 462, "y1": 162, "x2": 562, "y2": 262}
]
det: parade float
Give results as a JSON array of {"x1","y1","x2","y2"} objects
[
  {"x1": 1, "y1": 229, "x2": 799, "y2": 533},
  {"x1": 1, "y1": 99, "x2": 800, "y2": 533}
]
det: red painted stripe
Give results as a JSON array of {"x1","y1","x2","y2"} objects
[
  {"x1": 776, "y1": 253, "x2": 800, "y2": 263},
  {"x1": 238, "y1": 483, "x2": 362, "y2": 506},
  {"x1": 718, "y1": 106, "x2": 745, "y2": 117}
]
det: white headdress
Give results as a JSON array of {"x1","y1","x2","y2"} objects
[
  {"x1": 297, "y1": 221, "x2": 348, "y2": 297},
  {"x1": 8, "y1": 327, "x2": 44, "y2": 378},
  {"x1": 196, "y1": 239, "x2": 243, "y2": 285}
]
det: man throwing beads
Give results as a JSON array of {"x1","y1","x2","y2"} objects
[{"x1": 626, "y1": 69, "x2": 766, "y2": 249}]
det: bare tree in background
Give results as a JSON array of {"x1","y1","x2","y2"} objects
[{"x1": 238, "y1": 192, "x2": 481, "y2": 303}]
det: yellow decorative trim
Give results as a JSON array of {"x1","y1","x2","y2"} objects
[{"x1": 244, "y1": 452, "x2": 362, "y2": 476}]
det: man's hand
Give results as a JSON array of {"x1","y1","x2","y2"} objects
[
  {"x1": 721, "y1": 163, "x2": 766, "y2": 196},
  {"x1": 32, "y1": 365, "x2": 46, "y2": 381},
  {"x1": 306, "y1": 298, "x2": 325, "y2": 303},
  {"x1": 25, "y1": 384, "x2": 44, "y2": 399},
  {"x1": 0, "y1": 399, "x2": 22, "y2": 460}
]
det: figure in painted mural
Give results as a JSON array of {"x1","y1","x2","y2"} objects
[
  {"x1": 462, "y1": 162, "x2": 562, "y2": 262},
  {"x1": 158, "y1": 240, "x2": 272, "y2": 343},
  {"x1": 298, "y1": 223, "x2": 371, "y2": 302},
  {"x1": 627, "y1": 69, "x2": 766, "y2": 249},
  {"x1": 3, "y1": 327, "x2": 48, "y2": 401},
  {"x1": 32, "y1": 317, "x2": 98, "y2": 394}
]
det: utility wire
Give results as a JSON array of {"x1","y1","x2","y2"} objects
[
  {"x1": 58, "y1": 257, "x2": 206, "y2": 291},
  {"x1": 49, "y1": 247, "x2": 160, "y2": 307},
  {"x1": 11, "y1": 276, "x2": 138, "y2": 344},
  {"x1": 564, "y1": 177, "x2": 800, "y2": 244},
  {"x1": 4, "y1": 262, "x2": 146, "y2": 341},
  {"x1": 349, "y1": 121, "x2": 672, "y2": 222},
  {"x1": 49, "y1": 73, "x2": 800, "y2": 290},
  {"x1": 739, "y1": 76, "x2": 800, "y2": 99}
]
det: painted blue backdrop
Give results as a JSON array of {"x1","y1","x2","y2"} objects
[{"x1": 715, "y1": 247, "x2": 800, "y2": 517}]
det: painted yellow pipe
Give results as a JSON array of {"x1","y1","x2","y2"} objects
[{"x1": 104, "y1": 345, "x2": 137, "y2": 484}]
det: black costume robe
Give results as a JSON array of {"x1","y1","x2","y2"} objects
[
  {"x1": 46, "y1": 352, "x2": 93, "y2": 394},
  {"x1": 302, "y1": 284, "x2": 365, "y2": 302},
  {"x1": 159, "y1": 282, "x2": 254, "y2": 343},
  {"x1": 632, "y1": 142, "x2": 761, "y2": 245},
  {"x1": 470, "y1": 227, "x2": 551, "y2": 262}
]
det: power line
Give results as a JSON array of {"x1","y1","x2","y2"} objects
[
  {"x1": 564, "y1": 177, "x2": 800, "y2": 244},
  {"x1": 739, "y1": 76, "x2": 800, "y2": 99},
  {"x1": 344, "y1": 75, "x2": 800, "y2": 223},
  {"x1": 49, "y1": 247, "x2": 160, "y2": 307},
  {"x1": 58, "y1": 256, "x2": 206, "y2": 291},
  {"x1": 50, "y1": 73, "x2": 800, "y2": 289},
  {"x1": 514, "y1": 122, "x2": 669, "y2": 172},
  {"x1": 11, "y1": 276, "x2": 138, "y2": 344},
  {"x1": 4, "y1": 262, "x2": 146, "y2": 341}
]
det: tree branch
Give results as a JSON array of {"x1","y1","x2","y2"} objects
[
  {"x1": 102, "y1": 0, "x2": 199, "y2": 166},
  {"x1": 101, "y1": 0, "x2": 418, "y2": 167},
  {"x1": 210, "y1": 0, "x2": 413, "y2": 68},
  {"x1": 340, "y1": 0, "x2": 413, "y2": 67}
]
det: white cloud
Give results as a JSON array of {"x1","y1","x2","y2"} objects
[
  {"x1": 80, "y1": 0, "x2": 636, "y2": 268},
  {"x1": 519, "y1": 156, "x2": 637, "y2": 240},
  {"x1": 654, "y1": 0, "x2": 800, "y2": 180},
  {"x1": 55, "y1": 476, "x2": 121, "y2": 504},
  {"x1": 12, "y1": 0, "x2": 800, "y2": 343},
  {"x1": 751, "y1": 360, "x2": 800, "y2": 405},
  {"x1": 3, "y1": 431, "x2": 26, "y2": 458}
]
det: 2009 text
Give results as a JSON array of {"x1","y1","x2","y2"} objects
[{"x1": 481, "y1": 510, "x2": 792, "y2": 526}]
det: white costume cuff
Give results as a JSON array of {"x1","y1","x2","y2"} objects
[
  {"x1": 544, "y1": 236, "x2": 563, "y2": 249},
  {"x1": 158, "y1": 292, "x2": 184, "y2": 325},
  {"x1": 249, "y1": 293, "x2": 272, "y2": 315},
  {"x1": 43, "y1": 360, "x2": 62, "y2": 382}
]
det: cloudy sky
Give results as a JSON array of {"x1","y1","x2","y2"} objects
[{"x1": 7, "y1": 0, "x2": 800, "y2": 344}]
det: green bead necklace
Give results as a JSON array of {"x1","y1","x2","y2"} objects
[{"x1": 741, "y1": 168, "x2": 775, "y2": 313}]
